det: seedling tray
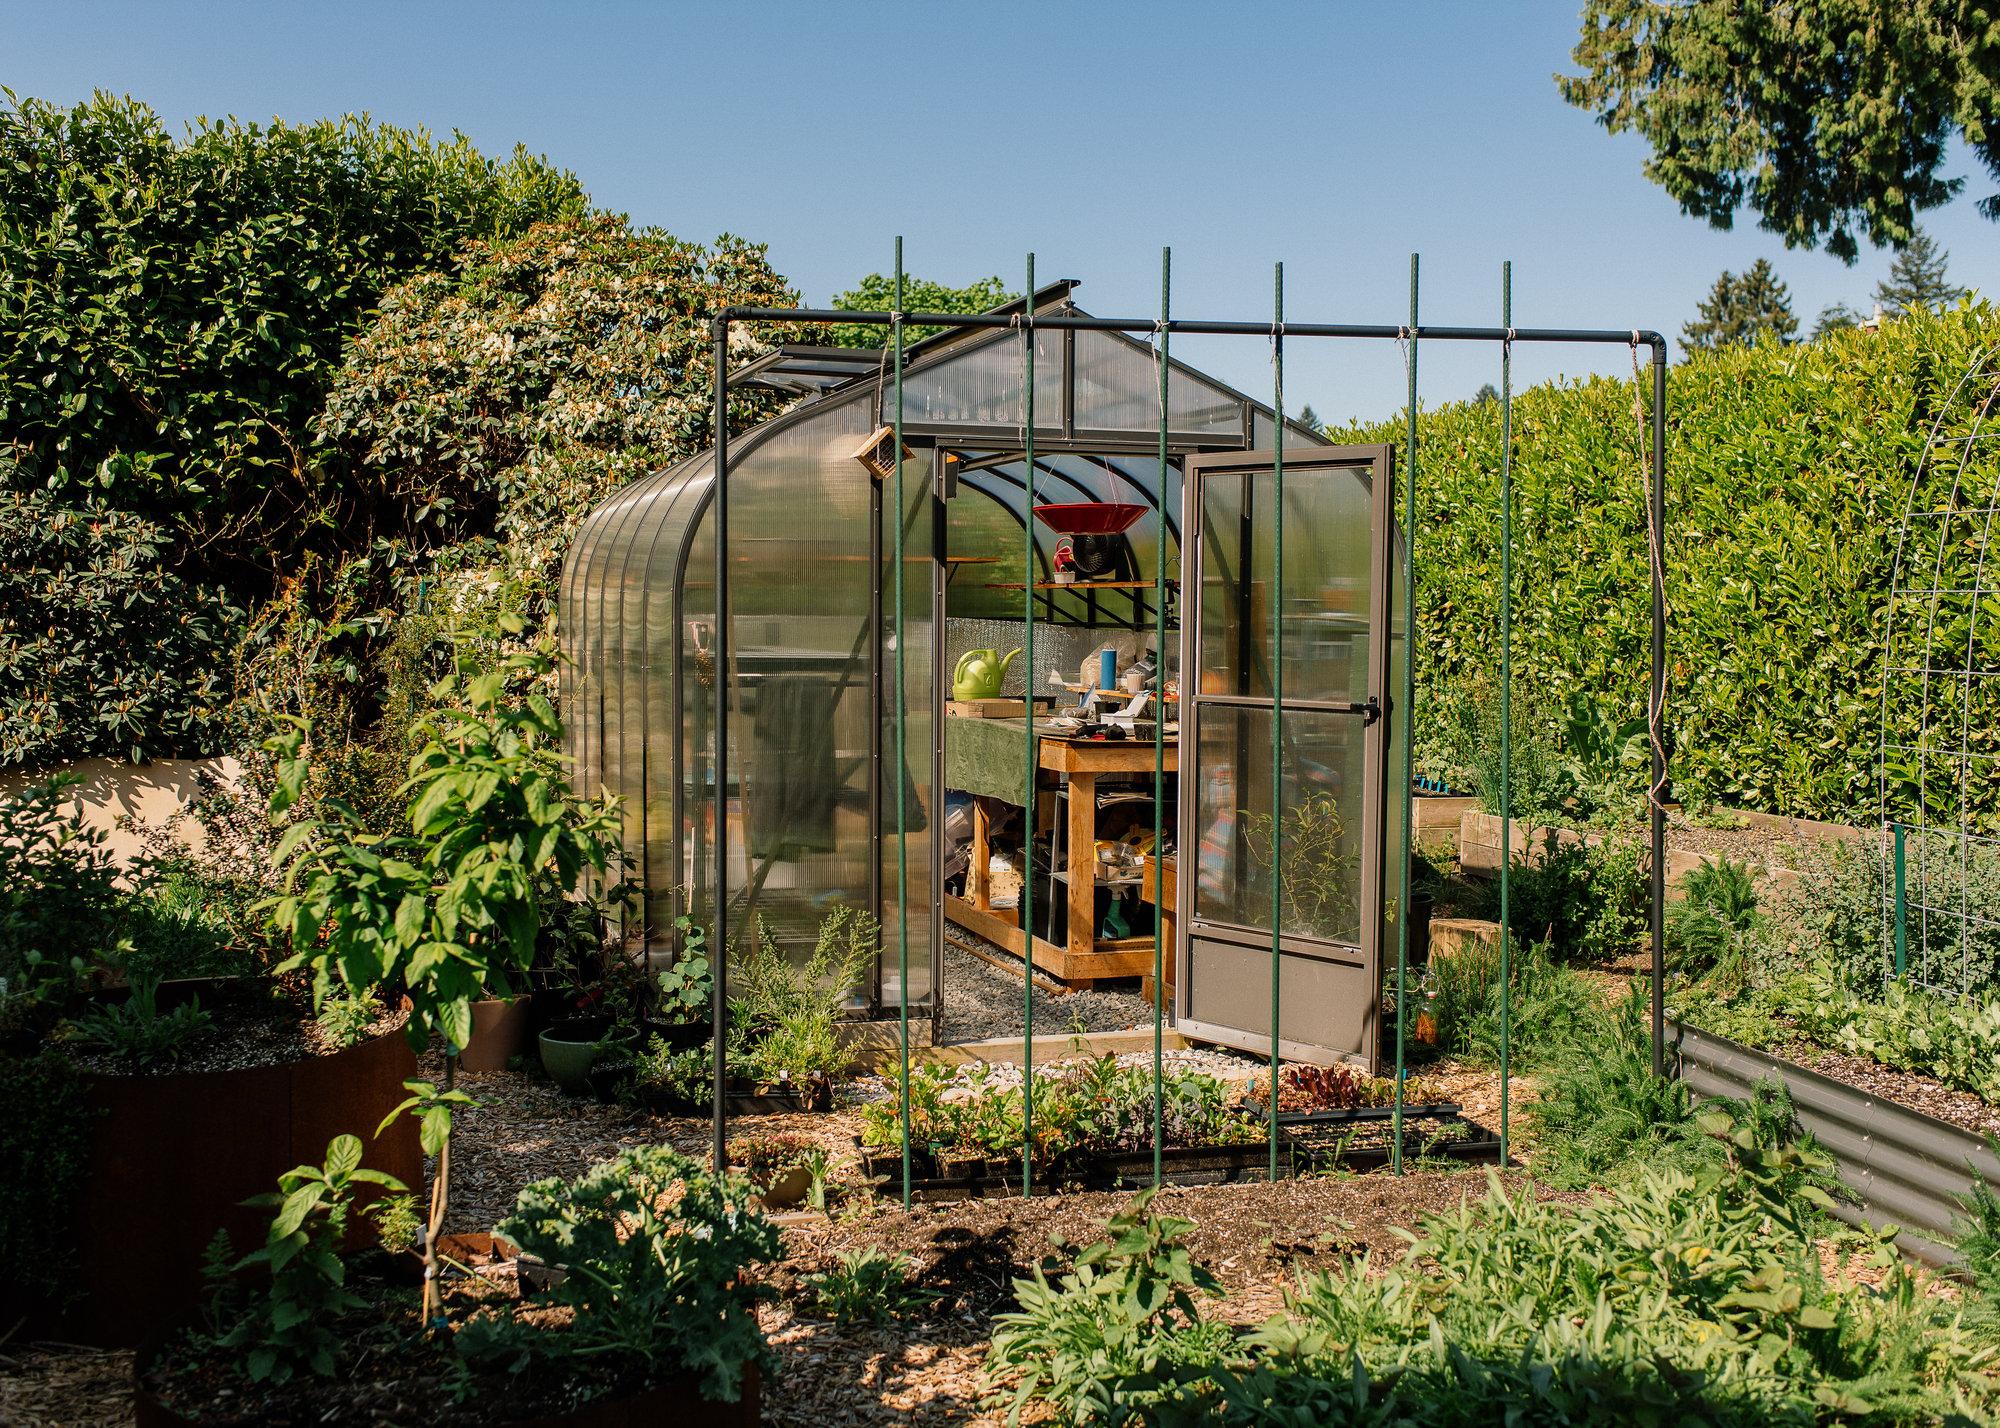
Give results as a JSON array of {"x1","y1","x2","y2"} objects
[{"x1": 1284, "y1": 1107, "x2": 1501, "y2": 1172}]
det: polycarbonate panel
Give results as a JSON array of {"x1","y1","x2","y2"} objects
[
  {"x1": 881, "y1": 449, "x2": 937, "y2": 1007},
  {"x1": 1071, "y1": 329, "x2": 1244, "y2": 436},
  {"x1": 1251, "y1": 410, "x2": 1332, "y2": 450},
  {"x1": 888, "y1": 329, "x2": 1062, "y2": 429},
  {"x1": 638, "y1": 458, "x2": 711, "y2": 946},
  {"x1": 1197, "y1": 463, "x2": 1375, "y2": 703}
]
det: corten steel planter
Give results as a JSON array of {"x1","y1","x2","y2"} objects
[
  {"x1": 133, "y1": 1336, "x2": 761, "y2": 1428},
  {"x1": 68, "y1": 1017, "x2": 421, "y2": 1346}
]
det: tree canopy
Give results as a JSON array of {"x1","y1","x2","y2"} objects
[
  {"x1": 826, "y1": 272, "x2": 1016, "y2": 348},
  {"x1": 1560, "y1": 1, "x2": 2000, "y2": 261},
  {"x1": 1682, "y1": 260, "x2": 1799, "y2": 352}
]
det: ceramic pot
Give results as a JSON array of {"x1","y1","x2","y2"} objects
[{"x1": 539, "y1": 1017, "x2": 618, "y2": 1093}]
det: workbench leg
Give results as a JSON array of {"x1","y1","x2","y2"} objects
[
  {"x1": 968, "y1": 799, "x2": 992, "y2": 912},
  {"x1": 1067, "y1": 772, "x2": 1097, "y2": 967}
]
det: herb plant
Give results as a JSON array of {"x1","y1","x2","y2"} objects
[
  {"x1": 66, "y1": 977, "x2": 213, "y2": 1069},
  {"x1": 803, "y1": 1249, "x2": 936, "y2": 1323}
]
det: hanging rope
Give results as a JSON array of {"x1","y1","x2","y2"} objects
[{"x1": 1630, "y1": 338, "x2": 1670, "y2": 816}]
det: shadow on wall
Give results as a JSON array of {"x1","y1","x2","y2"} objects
[{"x1": 0, "y1": 756, "x2": 247, "y2": 869}]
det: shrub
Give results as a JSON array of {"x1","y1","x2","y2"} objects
[
  {"x1": 0, "y1": 775, "x2": 124, "y2": 997},
  {"x1": 0, "y1": 487, "x2": 240, "y2": 766},
  {"x1": 467, "y1": 1146, "x2": 779, "y2": 1403},
  {"x1": 1504, "y1": 833, "x2": 1648, "y2": 964},
  {"x1": 1332, "y1": 303, "x2": 2000, "y2": 824},
  {"x1": 65, "y1": 977, "x2": 213, "y2": 1069}
]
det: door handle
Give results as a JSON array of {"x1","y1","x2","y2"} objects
[{"x1": 1346, "y1": 696, "x2": 1381, "y2": 725}]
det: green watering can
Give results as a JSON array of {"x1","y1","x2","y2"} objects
[{"x1": 952, "y1": 646, "x2": 1021, "y2": 701}]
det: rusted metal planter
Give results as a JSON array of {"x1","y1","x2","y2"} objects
[{"x1": 68, "y1": 1017, "x2": 422, "y2": 1345}]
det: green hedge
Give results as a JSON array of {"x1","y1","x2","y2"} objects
[{"x1": 1334, "y1": 302, "x2": 2000, "y2": 824}]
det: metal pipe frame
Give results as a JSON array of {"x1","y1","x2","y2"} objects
[{"x1": 705, "y1": 281, "x2": 1670, "y2": 1181}]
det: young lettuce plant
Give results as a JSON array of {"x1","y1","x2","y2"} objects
[{"x1": 267, "y1": 632, "x2": 620, "y2": 1331}]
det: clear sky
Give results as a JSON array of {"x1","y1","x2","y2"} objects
[{"x1": 8, "y1": 0, "x2": 1998, "y2": 424}]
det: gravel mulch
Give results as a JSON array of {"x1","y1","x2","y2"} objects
[{"x1": 939, "y1": 930, "x2": 1155, "y2": 1043}]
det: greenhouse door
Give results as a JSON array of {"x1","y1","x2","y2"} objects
[{"x1": 1176, "y1": 445, "x2": 1394, "y2": 1071}]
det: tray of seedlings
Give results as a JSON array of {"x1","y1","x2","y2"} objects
[
  {"x1": 857, "y1": 1057, "x2": 1282, "y2": 1202},
  {"x1": 1242, "y1": 1063, "x2": 1503, "y2": 1174}
]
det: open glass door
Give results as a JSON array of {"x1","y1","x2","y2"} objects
[{"x1": 1175, "y1": 445, "x2": 1394, "y2": 1070}]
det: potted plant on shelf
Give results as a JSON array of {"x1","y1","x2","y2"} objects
[{"x1": 268, "y1": 632, "x2": 620, "y2": 1331}]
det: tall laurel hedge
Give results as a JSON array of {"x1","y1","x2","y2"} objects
[{"x1": 1335, "y1": 302, "x2": 2000, "y2": 824}]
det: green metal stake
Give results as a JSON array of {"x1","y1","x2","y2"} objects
[
  {"x1": 1893, "y1": 822, "x2": 1909, "y2": 979},
  {"x1": 1497, "y1": 261, "x2": 1513, "y2": 1164},
  {"x1": 1153, "y1": 246, "x2": 1171, "y2": 1189},
  {"x1": 1269, "y1": 260, "x2": 1285, "y2": 1183},
  {"x1": 1022, "y1": 252, "x2": 1037, "y2": 1198},
  {"x1": 892, "y1": 239, "x2": 911, "y2": 1210},
  {"x1": 1392, "y1": 254, "x2": 1419, "y2": 1175}
]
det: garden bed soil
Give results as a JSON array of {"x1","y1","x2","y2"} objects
[{"x1": 1787, "y1": 1045, "x2": 2000, "y2": 1140}]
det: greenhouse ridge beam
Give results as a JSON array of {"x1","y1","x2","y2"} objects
[{"x1": 704, "y1": 288, "x2": 1671, "y2": 1178}]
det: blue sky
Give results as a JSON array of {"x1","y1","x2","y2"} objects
[{"x1": 9, "y1": 0, "x2": 1998, "y2": 423}]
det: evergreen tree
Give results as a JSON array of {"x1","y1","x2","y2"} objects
[
  {"x1": 1296, "y1": 403, "x2": 1325, "y2": 432},
  {"x1": 1813, "y1": 302, "x2": 1866, "y2": 338},
  {"x1": 1472, "y1": 384, "x2": 1499, "y2": 406},
  {"x1": 1681, "y1": 260, "x2": 1798, "y2": 352},
  {"x1": 1873, "y1": 228, "x2": 1965, "y2": 315}
]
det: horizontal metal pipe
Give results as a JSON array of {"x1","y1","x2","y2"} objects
[{"x1": 715, "y1": 308, "x2": 1667, "y2": 358}]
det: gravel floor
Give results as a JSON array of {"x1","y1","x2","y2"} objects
[{"x1": 939, "y1": 927, "x2": 1156, "y2": 1042}]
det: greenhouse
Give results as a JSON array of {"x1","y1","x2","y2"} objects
[{"x1": 559, "y1": 280, "x2": 1409, "y2": 1068}]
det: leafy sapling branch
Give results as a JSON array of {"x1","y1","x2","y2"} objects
[{"x1": 266, "y1": 633, "x2": 620, "y2": 1335}]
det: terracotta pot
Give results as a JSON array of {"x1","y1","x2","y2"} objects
[
  {"x1": 757, "y1": 1165, "x2": 812, "y2": 1210},
  {"x1": 64, "y1": 1015, "x2": 421, "y2": 1346},
  {"x1": 458, "y1": 995, "x2": 530, "y2": 1073},
  {"x1": 133, "y1": 1337, "x2": 760, "y2": 1427}
]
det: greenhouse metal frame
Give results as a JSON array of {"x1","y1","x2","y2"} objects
[{"x1": 561, "y1": 245, "x2": 1669, "y2": 1202}]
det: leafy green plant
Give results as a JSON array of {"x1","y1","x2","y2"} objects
[
  {"x1": 65, "y1": 976, "x2": 213, "y2": 1069},
  {"x1": 313, "y1": 991, "x2": 381, "y2": 1049},
  {"x1": 1505, "y1": 833, "x2": 1648, "y2": 965},
  {"x1": 989, "y1": 1190, "x2": 1233, "y2": 1424},
  {"x1": 655, "y1": 916, "x2": 713, "y2": 1021},
  {"x1": 803, "y1": 1248, "x2": 936, "y2": 1323},
  {"x1": 1459, "y1": 936, "x2": 1603, "y2": 1068},
  {"x1": 464, "y1": 1146, "x2": 779, "y2": 1404},
  {"x1": 1667, "y1": 855, "x2": 1764, "y2": 983},
  {"x1": 268, "y1": 637, "x2": 618, "y2": 1329},
  {"x1": 1957, "y1": 1153, "x2": 2000, "y2": 1345},
  {"x1": 215, "y1": 1135, "x2": 407, "y2": 1384}
]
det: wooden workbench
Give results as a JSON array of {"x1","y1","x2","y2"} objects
[{"x1": 943, "y1": 717, "x2": 1177, "y2": 987}]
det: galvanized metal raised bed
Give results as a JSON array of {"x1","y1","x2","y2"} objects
[{"x1": 1668, "y1": 1019, "x2": 2000, "y2": 1266}]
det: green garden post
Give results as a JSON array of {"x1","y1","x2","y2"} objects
[
  {"x1": 1497, "y1": 261, "x2": 1513, "y2": 1163},
  {"x1": 1269, "y1": 261, "x2": 1285, "y2": 1182},
  {"x1": 1893, "y1": 822, "x2": 1909, "y2": 979},
  {"x1": 1153, "y1": 247, "x2": 1170, "y2": 1188},
  {"x1": 1022, "y1": 252, "x2": 1037, "y2": 1198},
  {"x1": 892, "y1": 240, "x2": 912, "y2": 1209},
  {"x1": 1392, "y1": 255, "x2": 1419, "y2": 1174}
]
